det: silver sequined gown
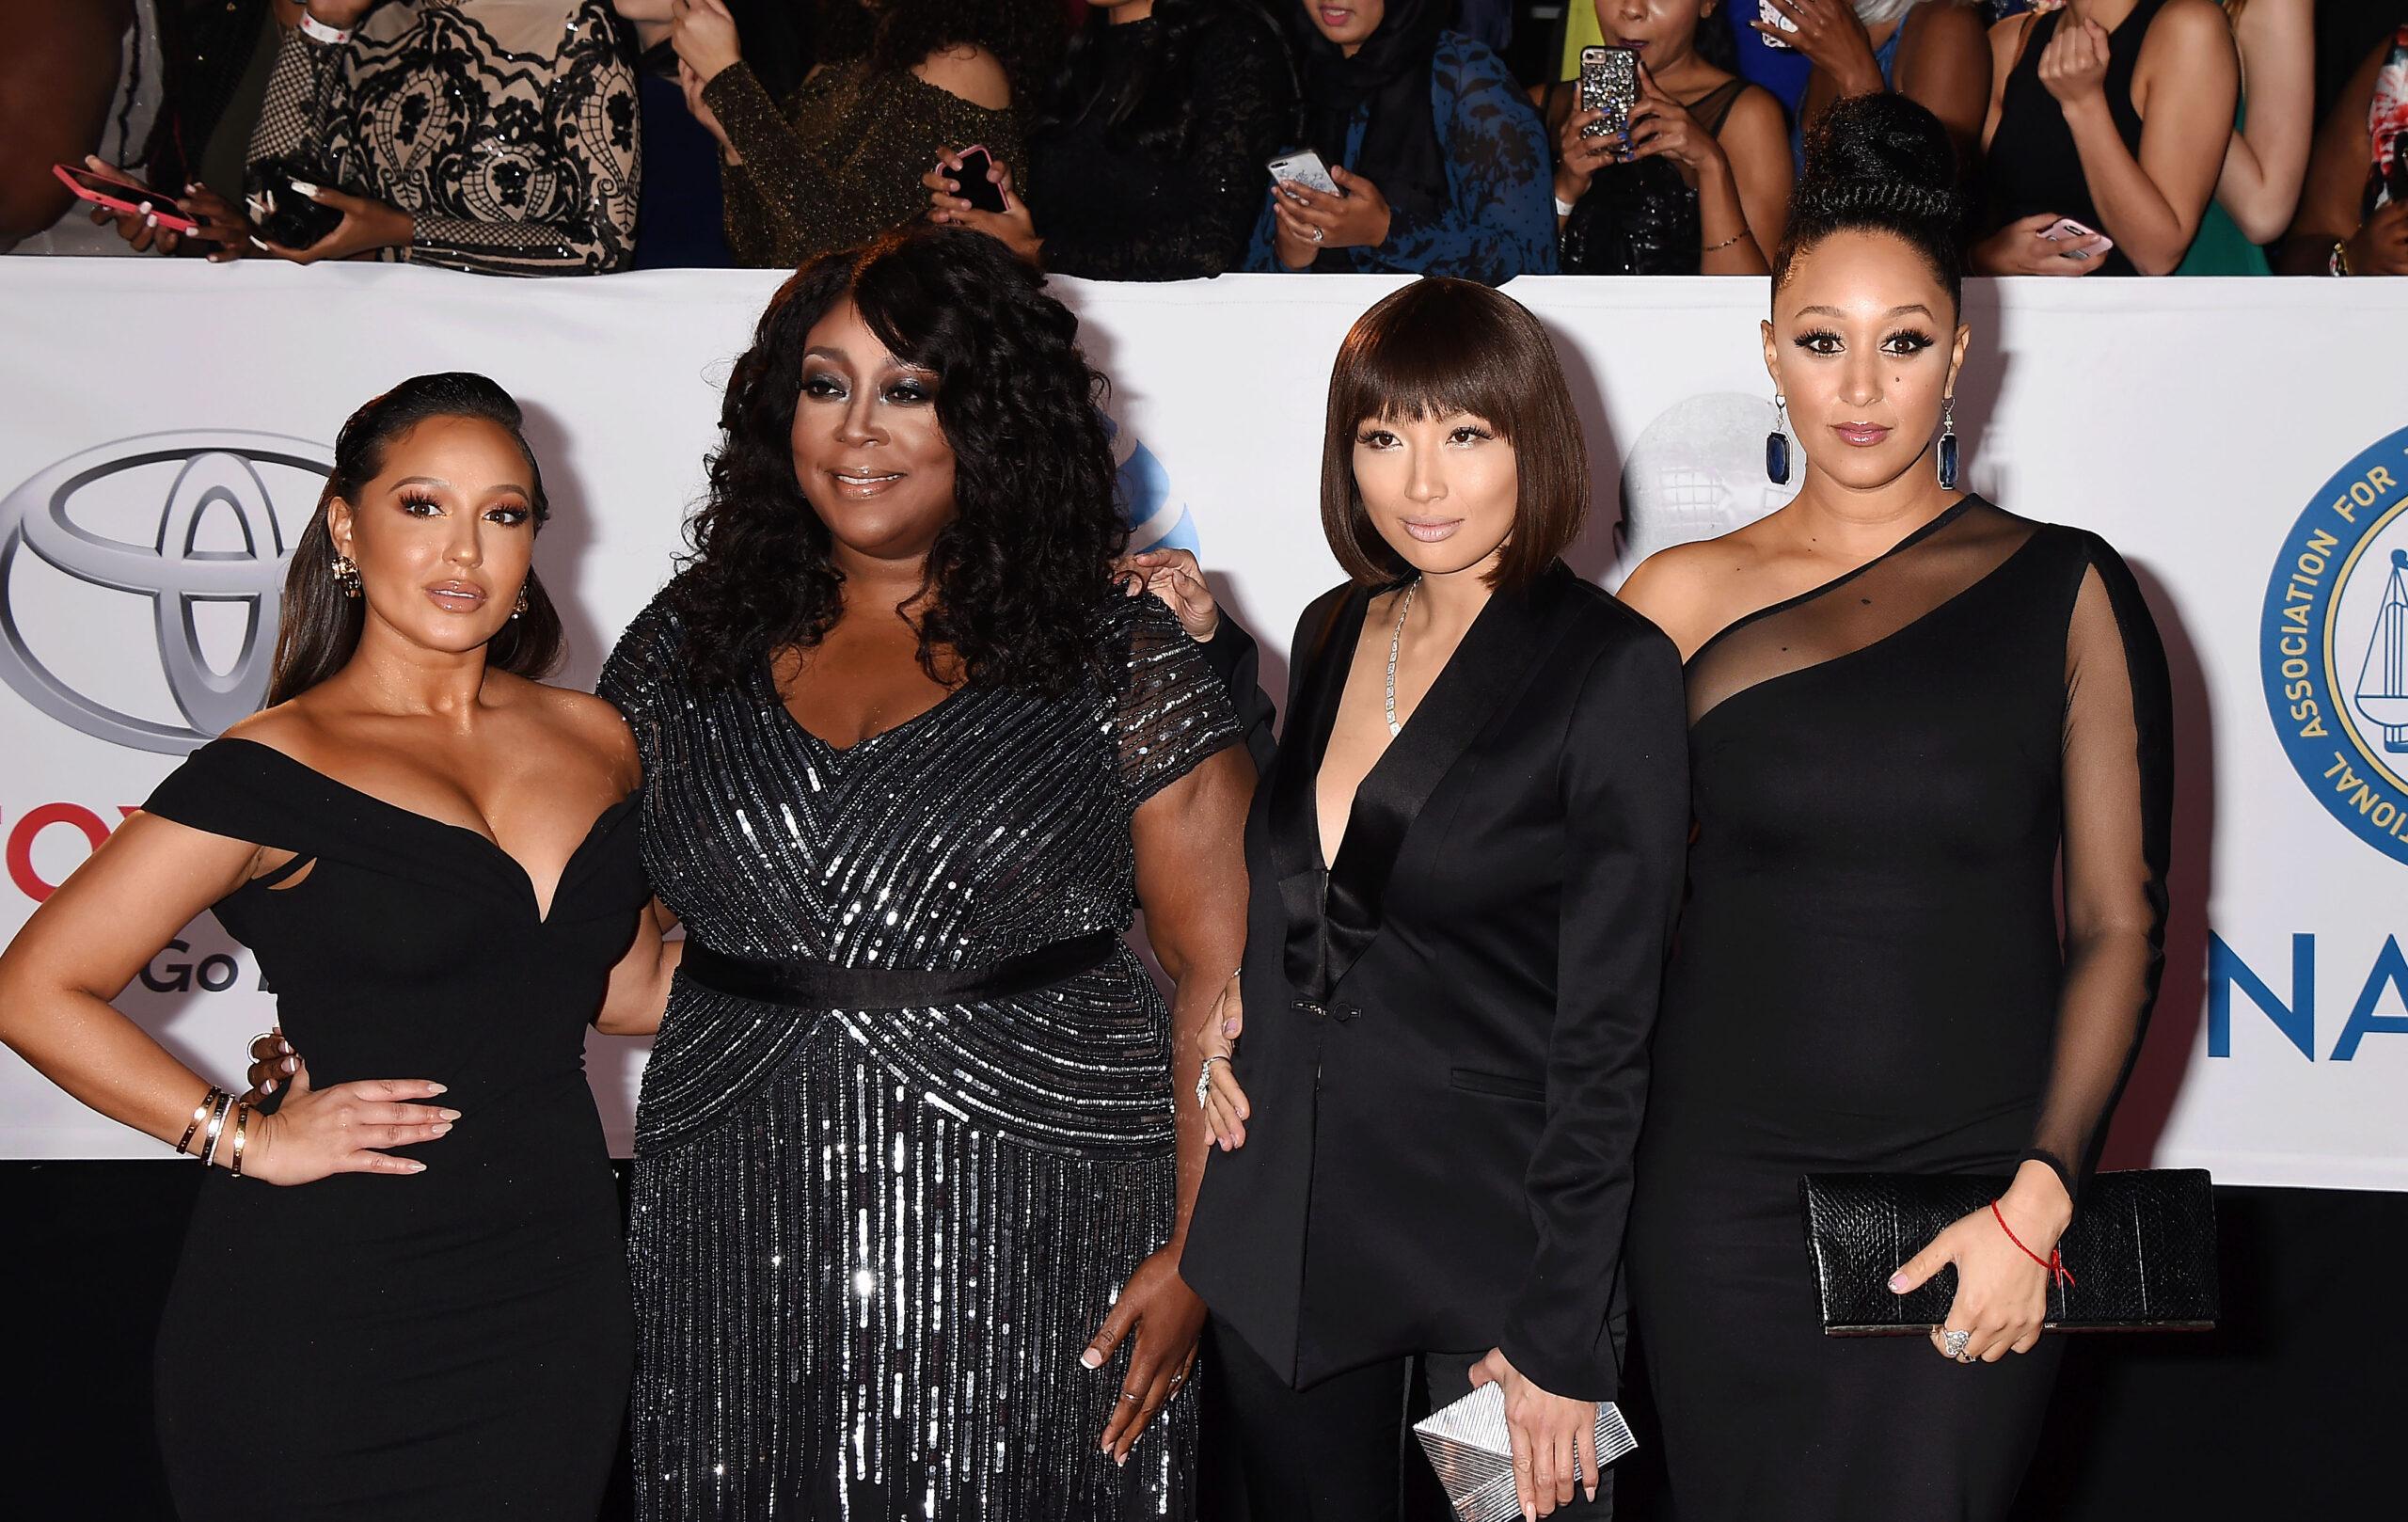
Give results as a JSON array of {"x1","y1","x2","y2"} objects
[{"x1": 600, "y1": 580, "x2": 1237, "y2": 1520}]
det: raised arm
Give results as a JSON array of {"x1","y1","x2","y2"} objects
[
  {"x1": 2056, "y1": 0, "x2": 2239, "y2": 274},
  {"x1": 2208, "y1": 0, "x2": 2313, "y2": 243},
  {"x1": 2027, "y1": 541, "x2": 2173, "y2": 1197},
  {"x1": 1497, "y1": 622, "x2": 1690, "y2": 1404},
  {"x1": 2274, "y1": 34, "x2": 2404, "y2": 276},
  {"x1": 0, "y1": 813, "x2": 451, "y2": 1183}
]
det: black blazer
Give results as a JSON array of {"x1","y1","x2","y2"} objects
[{"x1": 1180, "y1": 561, "x2": 1688, "y2": 1402}]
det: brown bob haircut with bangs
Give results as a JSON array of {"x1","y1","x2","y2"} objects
[{"x1": 1321, "y1": 277, "x2": 1588, "y2": 594}]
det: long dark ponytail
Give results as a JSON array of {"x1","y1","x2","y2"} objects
[{"x1": 267, "y1": 373, "x2": 565, "y2": 706}]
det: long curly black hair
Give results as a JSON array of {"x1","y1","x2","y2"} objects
[
  {"x1": 1038, "y1": 0, "x2": 1294, "y2": 156},
  {"x1": 816, "y1": 0, "x2": 1068, "y2": 109},
  {"x1": 668, "y1": 223, "x2": 1125, "y2": 696}
]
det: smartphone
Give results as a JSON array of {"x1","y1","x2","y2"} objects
[
  {"x1": 947, "y1": 146, "x2": 1007, "y2": 215},
  {"x1": 2384, "y1": 129, "x2": 2408, "y2": 208},
  {"x1": 52, "y1": 163, "x2": 201, "y2": 234},
  {"x1": 1578, "y1": 46, "x2": 1640, "y2": 139},
  {"x1": 1267, "y1": 150, "x2": 1340, "y2": 198},
  {"x1": 2039, "y1": 216, "x2": 2115, "y2": 260},
  {"x1": 1758, "y1": 0, "x2": 1799, "y2": 48}
]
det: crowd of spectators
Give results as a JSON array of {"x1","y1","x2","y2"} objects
[{"x1": 3, "y1": 0, "x2": 2402, "y2": 280}]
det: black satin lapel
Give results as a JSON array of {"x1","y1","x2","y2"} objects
[
  {"x1": 1273, "y1": 588, "x2": 1370, "y2": 1001},
  {"x1": 1320, "y1": 567, "x2": 1568, "y2": 993}
]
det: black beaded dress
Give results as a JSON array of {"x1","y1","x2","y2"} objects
[
  {"x1": 143, "y1": 738, "x2": 646, "y2": 1519},
  {"x1": 1626, "y1": 499, "x2": 2174, "y2": 1520},
  {"x1": 601, "y1": 580, "x2": 1238, "y2": 1520}
]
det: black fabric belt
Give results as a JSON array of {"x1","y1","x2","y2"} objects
[{"x1": 679, "y1": 930, "x2": 1121, "y2": 1011}]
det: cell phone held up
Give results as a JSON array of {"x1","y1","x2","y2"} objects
[
  {"x1": 1577, "y1": 46, "x2": 1640, "y2": 140},
  {"x1": 946, "y1": 146, "x2": 1007, "y2": 215},
  {"x1": 1267, "y1": 150, "x2": 1340, "y2": 198},
  {"x1": 1757, "y1": 0, "x2": 1800, "y2": 49}
]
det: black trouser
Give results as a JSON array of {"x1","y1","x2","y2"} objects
[{"x1": 1207, "y1": 1316, "x2": 1614, "y2": 1522}]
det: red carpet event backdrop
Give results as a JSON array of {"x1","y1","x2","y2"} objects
[{"x1": 2, "y1": 263, "x2": 2404, "y2": 1189}]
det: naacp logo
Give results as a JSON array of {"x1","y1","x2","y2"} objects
[
  {"x1": 2261, "y1": 423, "x2": 2408, "y2": 863},
  {"x1": 0, "y1": 433, "x2": 329, "y2": 754}
]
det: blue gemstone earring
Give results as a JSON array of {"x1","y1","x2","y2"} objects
[
  {"x1": 1938, "y1": 394, "x2": 1959, "y2": 490},
  {"x1": 1766, "y1": 394, "x2": 1791, "y2": 485}
]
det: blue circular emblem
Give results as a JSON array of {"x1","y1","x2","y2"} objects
[{"x1": 2261, "y1": 424, "x2": 2408, "y2": 864}]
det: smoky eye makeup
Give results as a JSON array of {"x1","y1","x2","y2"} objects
[{"x1": 1883, "y1": 329, "x2": 1939, "y2": 356}]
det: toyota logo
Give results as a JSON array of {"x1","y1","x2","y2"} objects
[{"x1": 0, "y1": 433, "x2": 330, "y2": 754}]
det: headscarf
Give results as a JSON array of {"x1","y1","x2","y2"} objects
[{"x1": 1296, "y1": 0, "x2": 1450, "y2": 228}]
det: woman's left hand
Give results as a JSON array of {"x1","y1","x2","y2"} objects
[
  {"x1": 2036, "y1": 15, "x2": 2112, "y2": 112},
  {"x1": 1273, "y1": 166, "x2": 1394, "y2": 252},
  {"x1": 925, "y1": 150, "x2": 1042, "y2": 264},
  {"x1": 1625, "y1": 65, "x2": 1729, "y2": 187},
  {"x1": 1469, "y1": 1349, "x2": 1600, "y2": 1515},
  {"x1": 1889, "y1": 1162, "x2": 2072, "y2": 1363},
  {"x1": 1084, "y1": 1245, "x2": 1206, "y2": 1464},
  {"x1": 251, "y1": 184, "x2": 413, "y2": 263},
  {"x1": 1755, "y1": 0, "x2": 1884, "y2": 96},
  {"x1": 669, "y1": 0, "x2": 743, "y2": 86}
]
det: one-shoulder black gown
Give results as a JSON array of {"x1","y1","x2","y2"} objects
[
  {"x1": 1627, "y1": 499, "x2": 2174, "y2": 1521},
  {"x1": 142, "y1": 737, "x2": 648, "y2": 1519}
]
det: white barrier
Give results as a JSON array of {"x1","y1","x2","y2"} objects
[{"x1": 4, "y1": 261, "x2": 2406, "y2": 1190}]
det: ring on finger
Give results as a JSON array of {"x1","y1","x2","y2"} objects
[
  {"x1": 1196, "y1": 1054, "x2": 1227, "y2": 1111},
  {"x1": 1939, "y1": 1327, "x2": 1972, "y2": 1360},
  {"x1": 1119, "y1": 1391, "x2": 1141, "y2": 1404}
]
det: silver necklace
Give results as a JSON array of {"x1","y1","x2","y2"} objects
[{"x1": 1384, "y1": 580, "x2": 1418, "y2": 737}]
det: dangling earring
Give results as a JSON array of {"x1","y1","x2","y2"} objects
[
  {"x1": 332, "y1": 555, "x2": 361, "y2": 599},
  {"x1": 512, "y1": 586, "x2": 529, "y2": 621},
  {"x1": 1938, "y1": 394, "x2": 1959, "y2": 490},
  {"x1": 1766, "y1": 394, "x2": 1792, "y2": 485}
]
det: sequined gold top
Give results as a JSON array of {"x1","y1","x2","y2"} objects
[{"x1": 702, "y1": 56, "x2": 1023, "y2": 268}]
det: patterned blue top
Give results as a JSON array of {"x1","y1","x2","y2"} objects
[{"x1": 1244, "y1": 30, "x2": 1558, "y2": 283}]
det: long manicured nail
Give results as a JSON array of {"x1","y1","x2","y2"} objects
[
  {"x1": 260, "y1": 1080, "x2": 276, "y2": 1095},
  {"x1": 431, "y1": 1123, "x2": 452, "y2": 1137},
  {"x1": 426, "y1": 1084, "x2": 448, "y2": 1095},
  {"x1": 437, "y1": 1109, "x2": 462, "y2": 1122},
  {"x1": 249, "y1": 235, "x2": 267, "y2": 249},
  {"x1": 291, "y1": 181, "x2": 321, "y2": 198},
  {"x1": 1887, "y1": 1272, "x2": 1909, "y2": 1292},
  {"x1": 282, "y1": 1057, "x2": 297, "y2": 1072},
  {"x1": 1080, "y1": 1349, "x2": 1102, "y2": 1369}
]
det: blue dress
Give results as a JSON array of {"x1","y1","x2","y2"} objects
[{"x1": 1244, "y1": 30, "x2": 1558, "y2": 283}]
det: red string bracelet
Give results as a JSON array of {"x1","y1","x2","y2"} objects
[{"x1": 1992, "y1": 1200, "x2": 2075, "y2": 1289}]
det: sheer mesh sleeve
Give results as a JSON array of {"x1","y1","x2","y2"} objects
[
  {"x1": 1369, "y1": 33, "x2": 1559, "y2": 281},
  {"x1": 1113, "y1": 595, "x2": 1240, "y2": 810},
  {"x1": 2028, "y1": 537, "x2": 2174, "y2": 1197}
]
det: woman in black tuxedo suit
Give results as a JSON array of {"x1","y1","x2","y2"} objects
[{"x1": 1175, "y1": 277, "x2": 1689, "y2": 1521}]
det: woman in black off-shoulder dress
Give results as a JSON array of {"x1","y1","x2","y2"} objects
[{"x1": 1618, "y1": 96, "x2": 2176, "y2": 1521}]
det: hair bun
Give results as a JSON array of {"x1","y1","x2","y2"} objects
[{"x1": 1794, "y1": 92, "x2": 1962, "y2": 228}]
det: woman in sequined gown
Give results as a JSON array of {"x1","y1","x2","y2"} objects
[{"x1": 601, "y1": 225, "x2": 1251, "y2": 1519}]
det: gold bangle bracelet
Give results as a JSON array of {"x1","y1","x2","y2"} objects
[
  {"x1": 175, "y1": 1086, "x2": 225, "y2": 1157},
  {"x1": 229, "y1": 1102, "x2": 250, "y2": 1179},
  {"x1": 197, "y1": 1090, "x2": 234, "y2": 1167},
  {"x1": 1702, "y1": 230, "x2": 1748, "y2": 254}
]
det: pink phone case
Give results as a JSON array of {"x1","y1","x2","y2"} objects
[
  {"x1": 53, "y1": 164, "x2": 201, "y2": 234},
  {"x1": 2039, "y1": 217, "x2": 2114, "y2": 258}
]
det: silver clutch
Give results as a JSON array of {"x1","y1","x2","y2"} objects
[{"x1": 1410, "y1": 1383, "x2": 1637, "y2": 1521}]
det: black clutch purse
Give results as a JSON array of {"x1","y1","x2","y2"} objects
[{"x1": 1800, "y1": 1168, "x2": 2218, "y2": 1334}]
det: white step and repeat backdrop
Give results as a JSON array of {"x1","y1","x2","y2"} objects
[{"x1": 3, "y1": 262, "x2": 2405, "y2": 1189}]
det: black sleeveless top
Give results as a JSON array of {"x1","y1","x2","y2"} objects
[
  {"x1": 1984, "y1": 0, "x2": 2170, "y2": 277},
  {"x1": 1548, "y1": 76, "x2": 1750, "y2": 276}
]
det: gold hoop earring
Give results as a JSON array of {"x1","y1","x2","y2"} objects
[{"x1": 332, "y1": 555, "x2": 362, "y2": 599}]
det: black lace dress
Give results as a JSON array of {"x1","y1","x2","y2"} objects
[
  {"x1": 1024, "y1": 9, "x2": 1296, "y2": 280},
  {"x1": 601, "y1": 582, "x2": 1238, "y2": 1520},
  {"x1": 1627, "y1": 499, "x2": 2174, "y2": 1520},
  {"x1": 246, "y1": 0, "x2": 639, "y2": 275}
]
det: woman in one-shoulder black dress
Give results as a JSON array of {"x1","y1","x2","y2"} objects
[{"x1": 1622, "y1": 96, "x2": 2176, "y2": 1522}]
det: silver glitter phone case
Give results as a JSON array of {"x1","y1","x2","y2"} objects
[{"x1": 1411, "y1": 1385, "x2": 1638, "y2": 1521}]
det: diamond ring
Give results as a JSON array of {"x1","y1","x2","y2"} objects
[
  {"x1": 1940, "y1": 1328, "x2": 1972, "y2": 1361},
  {"x1": 1196, "y1": 1054, "x2": 1228, "y2": 1111},
  {"x1": 1308, "y1": 226, "x2": 1324, "y2": 243}
]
